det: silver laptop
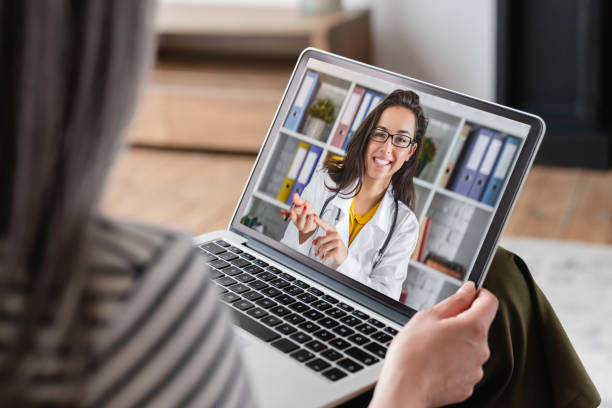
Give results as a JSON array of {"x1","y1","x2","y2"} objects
[{"x1": 193, "y1": 48, "x2": 545, "y2": 407}]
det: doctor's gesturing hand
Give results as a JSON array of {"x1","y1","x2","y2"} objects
[
  {"x1": 312, "y1": 216, "x2": 348, "y2": 267},
  {"x1": 281, "y1": 192, "x2": 317, "y2": 245}
]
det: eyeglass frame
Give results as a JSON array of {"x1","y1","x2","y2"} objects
[{"x1": 368, "y1": 127, "x2": 416, "y2": 148}]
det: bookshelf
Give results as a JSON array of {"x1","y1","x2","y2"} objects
[{"x1": 242, "y1": 58, "x2": 526, "y2": 309}]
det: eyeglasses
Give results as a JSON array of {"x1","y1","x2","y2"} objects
[{"x1": 369, "y1": 128, "x2": 414, "y2": 148}]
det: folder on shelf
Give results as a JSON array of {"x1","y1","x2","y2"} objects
[
  {"x1": 284, "y1": 71, "x2": 320, "y2": 132},
  {"x1": 287, "y1": 145, "x2": 323, "y2": 204},
  {"x1": 448, "y1": 128, "x2": 494, "y2": 196},
  {"x1": 342, "y1": 90, "x2": 376, "y2": 150},
  {"x1": 417, "y1": 217, "x2": 433, "y2": 262},
  {"x1": 276, "y1": 141, "x2": 310, "y2": 203},
  {"x1": 330, "y1": 86, "x2": 365, "y2": 148},
  {"x1": 481, "y1": 136, "x2": 520, "y2": 206},
  {"x1": 438, "y1": 123, "x2": 471, "y2": 188},
  {"x1": 467, "y1": 131, "x2": 505, "y2": 200},
  {"x1": 366, "y1": 92, "x2": 383, "y2": 116},
  {"x1": 412, "y1": 216, "x2": 430, "y2": 260}
]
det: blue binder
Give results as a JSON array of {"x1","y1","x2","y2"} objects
[
  {"x1": 284, "y1": 71, "x2": 320, "y2": 132},
  {"x1": 342, "y1": 90, "x2": 377, "y2": 150},
  {"x1": 481, "y1": 137, "x2": 520, "y2": 206},
  {"x1": 287, "y1": 145, "x2": 323, "y2": 204},
  {"x1": 467, "y1": 132, "x2": 505, "y2": 200},
  {"x1": 449, "y1": 128, "x2": 494, "y2": 196}
]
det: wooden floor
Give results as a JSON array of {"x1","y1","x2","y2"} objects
[{"x1": 100, "y1": 147, "x2": 612, "y2": 245}]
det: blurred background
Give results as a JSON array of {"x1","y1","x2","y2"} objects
[{"x1": 100, "y1": 0, "x2": 611, "y2": 403}]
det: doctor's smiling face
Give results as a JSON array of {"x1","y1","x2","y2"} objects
[{"x1": 364, "y1": 106, "x2": 418, "y2": 185}]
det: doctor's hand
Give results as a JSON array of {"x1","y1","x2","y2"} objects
[
  {"x1": 312, "y1": 216, "x2": 348, "y2": 267},
  {"x1": 370, "y1": 282, "x2": 498, "y2": 408},
  {"x1": 281, "y1": 192, "x2": 317, "y2": 244}
]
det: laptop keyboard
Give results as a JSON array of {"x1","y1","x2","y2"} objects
[{"x1": 198, "y1": 239, "x2": 398, "y2": 381}]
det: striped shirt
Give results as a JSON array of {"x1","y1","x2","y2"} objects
[{"x1": 1, "y1": 218, "x2": 254, "y2": 407}]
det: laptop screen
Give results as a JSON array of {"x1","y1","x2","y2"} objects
[{"x1": 231, "y1": 49, "x2": 543, "y2": 313}]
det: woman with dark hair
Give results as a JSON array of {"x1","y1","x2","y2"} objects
[{"x1": 281, "y1": 90, "x2": 426, "y2": 299}]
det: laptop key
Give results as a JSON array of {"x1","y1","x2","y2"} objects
[
  {"x1": 291, "y1": 349, "x2": 315, "y2": 363},
  {"x1": 215, "y1": 240, "x2": 231, "y2": 248},
  {"x1": 322, "y1": 368, "x2": 347, "y2": 381},
  {"x1": 267, "y1": 266, "x2": 282, "y2": 274},
  {"x1": 289, "y1": 302, "x2": 309, "y2": 313},
  {"x1": 218, "y1": 252, "x2": 238, "y2": 261},
  {"x1": 311, "y1": 300, "x2": 332, "y2": 311},
  {"x1": 279, "y1": 272, "x2": 296, "y2": 282},
  {"x1": 371, "y1": 331, "x2": 393, "y2": 344},
  {"x1": 297, "y1": 293, "x2": 317, "y2": 304},
  {"x1": 321, "y1": 295, "x2": 339, "y2": 304},
  {"x1": 257, "y1": 272, "x2": 276, "y2": 282},
  {"x1": 337, "y1": 358, "x2": 364, "y2": 373},
  {"x1": 318, "y1": 317, "x2": 339, "y2": 329},
  {"x1": 337, "y1": 302, "x2": 354, "y2": 312},
  {"x1": 197, "y1": 252, "x2": 217, "y2": 263},
  {"x1": 220, "y1": 292, "x2": 240, "y2": 303},
  {"x1": 261, "y1": 315, "x2": 282, "y2": 327},
  {"x1": 303, "y1": 310, "x2": 324, "y2": 321},
  {"x1": 247, "y1": 280, "x2": 268, "y2": 291},
  {"x1": 244, "y1": 265, "x2": 264, "y2": 275},
  {"x1": 210, "y1": 269, "x2": 224, "y2": 280},
  {"x1": 253, "y1": 259, "x2": 269, "y2": 268},
  {"x1": 283, "y1": 286, "x2": 304, "y2": 296},
  {"x1": 355, "y1": 323, "x2": 376, "y2": 335},
  {"x1": 275, "y1": 323, "x2": 297, "y2": 335},
  {"x1": 321, "y1": 349, "x2": 343, "y2": 362},
  {"x1": 217, "y1": 277, "x2": 237, "y2": 287},
  {"x1": 209, "y1": 259, "x2": 230, "y2": 269},
  {"x1": 275, "y1": 295, "x2": 295, "y2": 305},
  {"x1": 270, "y1": 305, "x2": 291, "y2": 317},
  {"x1": 260, "y1": 287, "x2": 282, "y2": 297},
  {"x1": 365, "y1": 342, "x2": 388, "y2": 358},
  {"x1": 306, "y1": 358, "x2": 331, "y2": 372},
  {"x1": 329, "y1": 338, "x2": 351, "y2": 350},
  {"x1": 223, "y1": 266, "x2": 243, "y2": 276},
  {"x1": 348, "y1": 334, "x2": 369, "y2": 345},
  {"x1": 233, "y1": 300, "x2": 255, "y2": 311},
  {"x1": 243, "y1": 291, "x2": 263, "y2": 302},
  {"x1": 271, "y1": 338, "x2": 299, "y2": 354},
  {"x1": 384, "y1": 327, "x2": 399, "y2": 336},
  {"x1": 307, "y1": 287, "x2": 324, "y2": 296},
  {"x1": 256, "y1": 298, "x2": 277, "y2": 309},
  {"x1": 270, "y1": 278, "x2": 290, "y2": 289},
  {"x1": 200, "y1": 243, "x2": 226, "y2": 255},
  {"x1": 332, "y1": 325, "x2": 355, "y2": 337},
  {"x1": 285, "y1": 314, "x2": 306, "y2": 325},
  {"x1": 228, "y1": 246, "x2": 243, "y2": 254},
  {"x1": 305, "y1": 340, "x2": 326, "y2": 352},
  {"x1": 299, "y1": 322, "x2": 320, "y2": 333},
  {"x1": 352, "y1": 310, "x2": 369, "y2": 320},
  {"x1": 367, "y1": 318, "x2": 385, "y2": 328},
  {"x1": 345, "y1": 347, "x2": 379, "y2": 366},
  {"x1": 242, "y1": 253, "x2": 256, "y2": 261},
  {"x1": 340, "y1": 316, "x2": 361, "y2": 327},
  {"x1": 231, "y1": 258, "x2": 251, "y2": 268},
  {"x1": 294, "y1": 280, "x2": 310, "y2": 289},
  {"x1": 229, "y1": 284, "x2": 250, "y2": 294},
  {"x1": 246, "y1": 307, "x2": 268, "y2": 319},
  {"x1": 235, "y1": 273, "x2": 255, "y2": 283},
  {"x1": 290, "y1": 332, "x2": 312, "y2": 344},
  {"x1": 326, "y1": 308, "x2": 347, "y2": 319},
  {"x1": 230, "y1": 308, "x2": 279, "y2": 342},
  {"x1": 313, "y1": 329, "x2": 334, "y2": 341}
]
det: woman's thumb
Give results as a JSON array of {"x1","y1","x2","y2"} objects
[{"x1": 432, "y1": 281, "x2": 477, "y2": 319}]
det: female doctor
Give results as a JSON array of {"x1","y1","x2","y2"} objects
[{"x1": 281, "y1": 89, "x2": 427, "y2": 300}]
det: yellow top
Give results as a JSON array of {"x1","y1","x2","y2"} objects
[{"x1": 348, "y1": 198, "x2": 382, "y2": 246}]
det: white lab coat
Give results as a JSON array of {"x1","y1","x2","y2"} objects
[{"x1": 281, "y1": 169, "x2": 419, "y2": 300}]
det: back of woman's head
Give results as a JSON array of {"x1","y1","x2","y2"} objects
[
  {"x1": 0, "y1": 0, "x2": 154, "y2": 401},
  {"x1": 325, "y1": 89, "x2": 429, "y2": 209}
]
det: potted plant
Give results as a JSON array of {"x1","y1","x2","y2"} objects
[
  {"x1": 416, "y1": 137, "x2": 436, "y2": 177},
  {"x1": 304, "y1": 98, "x2": 335, "y2": 141}
]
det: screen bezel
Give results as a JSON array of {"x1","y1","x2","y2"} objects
[{"x1": 229, "y1": 47, "x2": 545, "y2": 318}]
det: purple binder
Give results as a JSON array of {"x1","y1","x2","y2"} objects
[
  {"x1": 467, "y1": 132, "x2": 505, "y2": 200},
  {"x1": 449, "y1": 128, "x2": 494, "y2": 196}
]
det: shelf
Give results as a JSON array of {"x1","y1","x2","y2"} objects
[
  {"x1": 327, "y1": 145, "x2": 345, "y2": 156},
  {"x1": 409, "y1": 260, "x2": 463, "y2": 286},
  {"x1": 253, "y1": 191, "x2": 290, "y2": 211},
  {"x1": 280, "y1": 128, "x2": 327, "y2": 149},
  {"x1": 434, "y1": 188, "x2": 494, "y2": 212},
  {"x1": 414, "y1": 178, "x2": 435, "y2": 190}
]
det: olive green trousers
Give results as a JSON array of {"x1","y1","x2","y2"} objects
[{"x1": 451, "y1": 247, "x2": 601, "y2": 407}]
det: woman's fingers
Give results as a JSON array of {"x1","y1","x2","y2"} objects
[
  {"x1": 292, "y1": 192, "x2": 305, "y2": 207},
  {"x1": 313, "y1": 215, "x2": 335, "y2": 232}
]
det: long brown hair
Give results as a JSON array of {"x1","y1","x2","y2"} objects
[
  {"x1": 0, "y1": 0, "x2": 154, "y2": 402},
  {"x1": 324, "y1": 89, "x2": 429, "y2": 210}
]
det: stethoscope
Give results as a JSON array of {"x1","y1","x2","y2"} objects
[{"x1": 318, "y1": 192, "x2": 399, "y2": 269}]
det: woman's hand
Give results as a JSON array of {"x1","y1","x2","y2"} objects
[
  {"x1": 311, "y1": 216, "x2": 348, "y2": 267},
  {"x1": 370, "y1": 282, "x2": 498, "y2": 408},
  {"x1": 280, "y1": 192, "x2": 317, "y2": 244}
]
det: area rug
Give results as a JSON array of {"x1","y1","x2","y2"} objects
[{"x1": 500, "y1": 236, "x2": 612, "y2": 406}]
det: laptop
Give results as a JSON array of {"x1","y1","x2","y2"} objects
[{"x1": 193, "y1": 48, "x2": 545, "y2": 407}]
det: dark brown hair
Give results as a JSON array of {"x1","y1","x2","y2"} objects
[
  {"x1": 324, "y1": 89, "x2": 429, "y2": 210},
  {"x1": 0, "y1": 0, "x2": 154, "y2": 402}
]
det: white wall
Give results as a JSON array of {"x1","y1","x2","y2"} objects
[{"x1": 161, "y1": 0, "x2": 497, "y2": 101}]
